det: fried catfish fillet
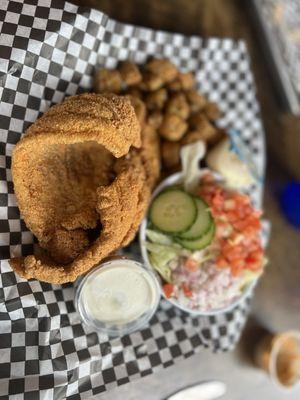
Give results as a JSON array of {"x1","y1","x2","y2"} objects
[{"x1": 9, "y1": 93, "x2": 152, "y2": 283}]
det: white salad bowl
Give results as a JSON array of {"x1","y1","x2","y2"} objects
[{"x1": 139, "y1": 171, "x2": 258, "y2": 317}]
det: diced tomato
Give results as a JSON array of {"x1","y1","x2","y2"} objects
[
  {"x1": 233, "y1": 219, "x2": 248, "y2": 231},
  {"x1": 226, "y1": 211, "x2": 239, "y2": 223},
  {"x1": 182, "y1": 284, "x2": 193, "y2": 298},
  {"x1": 224, "y1": 199, "x2": 236, "y2": 211},
  {"x1": 196, "y1": 174, "x2": 264, "y2": 278},
  {"x1": 231, "y1": 259, "x2": 245, "y2": 275},
  {"x1": 184, "y1": 258, "x2": 198, "y2": 272},
  {"x1": 163, "y1": 283, "x2": 175, "y2": 298},
  {"x1": 211, "y1": 192, "x2": 224, "y2": 211},
  {"x1": 224, "y1": 245, "x2": 243, "y2": 261},
  {"x1": 236, "y1": 207, "x2": 246, "y2": 220},
  {"x1": 245, "y1": 256, "x2": 257, "y2": 264},
  {"x1": 216, "y1": 256, "x2": 228, "y2": 268}
]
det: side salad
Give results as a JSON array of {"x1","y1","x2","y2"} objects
[{"x1": 145, "y1": 172, "x2": 265, "y2": 312}]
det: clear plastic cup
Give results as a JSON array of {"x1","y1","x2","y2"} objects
[
  {"x1": 255, "y1": 331, "x2": 300, "y2": 392},
  {"x1": 75, "y1": 258, "x2": 160, "y2": 337}
]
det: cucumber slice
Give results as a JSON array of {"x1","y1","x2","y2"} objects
[
  {"x1": 176, "y1": 222, "x2": 215, "y2": 250},
  {"x1": 150, "y1": 189, "x2": 197, "y2": 234},
  {"x1": 178, "y1": 197, "x2": 212, "y2": 240}
]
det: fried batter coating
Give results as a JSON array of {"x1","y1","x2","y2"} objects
[
  {"x1": 147, "y1": 111, "x2": 163, "y2": 129},
  {"x1": 138, "y1": 124, "x2": 161, "y2": 189},
  {"x1": 159, "y1": 114, "x2": 187, "y2": 141},
  {"x1": 186, "y1": 90, "x2": 206, "y2": 113},
  {"x1": 10, "y1": 93, "x2": 152, "y2": 283},
  {"x1": 93, "y1": 69, "x2": 122, "y2": 93},
  {"x1": 140, "y1": 71, "x2": 164, "y2": 91},
  {"x1": 146, "y1": 59, "x2": 178, "y2": 83},
  {"x1": 145, "y1": 88, "x2": 168, "y2": 110},
  {"x1": 10, "y1": 161, "x2": 147, "y2": 283},
  {"x1": 119, "y1": 61, "x2": 142, "y2": 86},
  {"x1": 203, "y1": 101, "x2": 222, "y2": 121},
  {"x1": 40, "y1": 228, "x2": 89, "y2": 265},
  {"x1": 115, "y1": 154, "x2": 151, "y2": 246},
  {"x1": 126, "y1": 86, "x2": 143, "y2": 100},
  {"x1": 161, "y1": 140, "x2": 181, "y2": 169},
  {"x1": 178, "y1": 71, "x2": 196, "y2": 90},
  {"x1": 165, "y1": 93, "x2": 190, "y2": 120},
  {"x1": 127, "y1": 95, "x2": 147, "y2": 127},
  {"x1": 168, "y1": 71, "x2": 195, "y2": 91},
  {"x1": 188, "y1": 112, "x2": 217, "y2": 140}
]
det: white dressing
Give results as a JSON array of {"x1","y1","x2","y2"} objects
[{"x1": 80, "y1": 260, "x2": 158, "y2": 325}]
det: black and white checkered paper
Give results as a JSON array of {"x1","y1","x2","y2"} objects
[{"x1": 0, "y1": 0, "x2": 266, "y2": 398}]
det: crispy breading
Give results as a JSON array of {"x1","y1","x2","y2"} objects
[
  {"x1": 119, "y1": 61, "x2": 142, "y2": 86},
  {"x1": 114, "y1": 154, "x2": 151, "y2": 247},
  {"x1": 9, "y1": 93, "x2": 154, "y2": 283},
  {"x1": 159, "y1": 114, "x2": 187, "y2": 141},
  {"x1": 40, "y1": 228, "x2": 89, "y2": 265},
  {"x1": 93, "y1": 69, "x2": 122, "y2": 93},
  {"x1": 161, "y1": 140, "x2": 181, "y2": 169},
  {"x1": 10, "y1": 160, "x2": 147, "y2": 283},
  {"x1": 127, "y1": 95, "x2": 147, "y2": 127},
  {"x1": 145, "y1": 59, "x2": 178, "y2": 83},
  {"x1": 23, "y1": 93, "x2": 141, "y2": 154},
  {"x1": 138, "y1": 124, "x2": 161, "y2": 189}
]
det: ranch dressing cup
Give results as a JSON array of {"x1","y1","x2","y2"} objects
[{"x1": 75, "y1": 259, "x2": 160, "y2": 337}]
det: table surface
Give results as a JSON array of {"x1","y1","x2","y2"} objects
[{"x1": 72, "y1": 1, "x2": 300, "y2": 398}]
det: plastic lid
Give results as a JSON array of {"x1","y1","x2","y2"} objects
[
  {"x1": 280, "y1": 182, "x2": 300, "y2": 228},
  {"x1": 75, "y1": 259, "x2": 160, "y2": 337}
]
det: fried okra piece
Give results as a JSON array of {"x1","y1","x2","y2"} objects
[
  {"x1": 165, "y1": 93, "x2": 190, "y2": 120},
  {"x1": 182, "y1": 128, "x2": 225, "y2": 146},
  {"x1": 186, "y1": 114, "x2": 219, "y2": 143},
  {"x1": 146, "y1": 58, "x2": 178, "y2": 83},
  {"x1": 178, "y1": 71, "x2": 195, "y2": 90},
  {"x1": 93, "y1": 69, "x2": 122, "y2": 93},
  {"x1": 167, "y1": 79, "x2": 181, "y2": 91},
  {"x1": 159, "y1": 114, "x2": 187, "y2": 141},
  {"x1": 161, "y1": 140, "x2": 181, "y2": 169},
  {"x1": 125, "y1": 86, "x2": 143, "y2": 100},
  {"x1": 127, "y1": 95, "x2": 146, "y2": 126},
  {"x1": 140, "y1": 71, "x2": 164, "y2": 91},
  {"x1": 147, "y1": 110, "x2": 163, "y2": 129},
  {"x1": 186, "y1": 90, "x2": 206, "y2": 113},
  {"x1": 167, "y1": 71, "x2": 196, "y2": 91},
  {"x1": 181, "y1": 130, "x2": 206, "y2": 145},
  {"x1": 119, "y1": 61, "x2": 142, "y2": 86},
  {"x1": 145, "y1": 88, "x2": 168, "y2": 110},
  {"x1": 203, "y1": 102, "x2": 222, "y2": 121}
]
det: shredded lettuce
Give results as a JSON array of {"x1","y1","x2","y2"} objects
[
  {"x1": 145, "y1": 241, "x2": 181, "y2": 254},
  {"x1": 145, "y1": 240, "x2": 182, "y2": 283},
  {"x1": 145, "y1": 229, "x2": 173, "y2": 245},
  {"x1": 148, "y1": 253, "x2": 172, "y2": 283}
]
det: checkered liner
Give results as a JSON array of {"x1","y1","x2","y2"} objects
[{"x1": 0, "y1": 0, "x2": 266, "y2": 398}]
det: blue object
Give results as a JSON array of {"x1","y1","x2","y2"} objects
[{"x1": 280, "y1": 182, "x2": 300, "y2": 229}]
